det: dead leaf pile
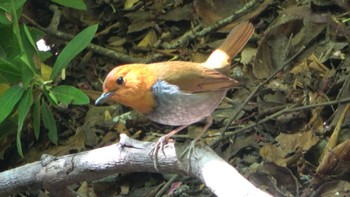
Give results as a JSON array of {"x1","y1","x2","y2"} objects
[{"x1": 2, "y1": 0, "x2": 350, "y2": 196}]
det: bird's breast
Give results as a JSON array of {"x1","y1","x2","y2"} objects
[{"x1": 146, "y1": 80, "x2": 227, "y2": 126}]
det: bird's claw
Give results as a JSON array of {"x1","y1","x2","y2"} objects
[
  {"x1": 180, "y1": 140, "x2": 198, "y2": 159},
  {"x1": 180, "y1": 139, "x2": 201, "y2": 172},
  {"x1": 148, "y1": 136, "x2": 167, "y2": 171}
]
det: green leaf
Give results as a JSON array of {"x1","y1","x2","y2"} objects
[
  {"x1": 52, "y1": 85, "x2": 89, "y2": 105},
  {"x1": 0, "y1": 58, "x2": 21, "y2": 83},
  {"x1": 19, "y1": 48, "x2": 36, "y2": 75},
  {"x1": 0, "y1": 27, "x2": 20, "y2": 58},
  {"x1": 38, "y1": 51, "x2": 52, "y2": 62},
  {"x1": 0, "y1": 44, "x2": 6, "y2": 57},
  {"x1": 41, "y1": 101, "x2": 58, "y2": 144},
  {"x1": 16, "y1": 89, "x2": 33, "y2": 157},
  {"x1": 50, "y1": 24, "x2": 98, "y2": 80},
  {"x1": 0, "y1": 0, "x2": 26, "y2": 12},
  {"x1": 43, "y1": 85, "x2": 58, "y2": 106},
  {"x1": 0, "y1": 11, "x2": 11, "y2": 26},
  {"x1": 0, "y1": 85, "x2": 24, "y2": 124},
  {"x1": 33, "y1": 97, "x2": 41, "y2": 140},
  {"x1": 23, "y1": 24, "x2": 38, "y2": 52},
  {"x1": 21, "y1": 61, "x2": 35, "y2": 87},
  {"x1": 51, "y1": 0, "x2": 87, "y2": 10},
  {"x1": 27, "y1": 27, "x2": 45, "y2": 43}
]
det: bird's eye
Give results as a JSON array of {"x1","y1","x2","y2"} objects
[{"x1": 116, "y1": 77, "x2": 124, "y2": 85}]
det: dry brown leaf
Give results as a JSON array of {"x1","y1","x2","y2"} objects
[
  {"x1": 77, "y1": 181, "x2": 90, "y2": 197},
  {"x1": 320, "y1": 105, "x2": 350, "y2": 161},
  {"x1": 276, "y1": 131, "x2": 319, "y2": 152},
  {"x1": 222, "y1": 133, "x2": 257, "y2": 160},
  {"x1": 125, "y1": 11, "x2": 156, "y2": 33},
  {"x1": 254, "y1": 6, "x2": 328, "y2": 79},
  {"x1": 260, "y1": 131, "x2": 319, "y2": 166},
  {"x1": 194, "y1": 0, "x2": 272, "y2": 31},
  {"x1": 290, "y1": 54, "x2": 335, "y2": 84},
  {"x1": 194, "y1": 0, "x2": 236, "y2": 27},
  {"x1": 317, "y1": 140, "x2": 350, "y2": 177},
  {"x1": 47, "y1": 128, "x2": 86, "y2": 156},
  {"x1": 259, "y1": 144, "x2": 289, "y2": 166},
  {"x1": 313, "y1": 181, "x2": 350, "y2": 197},
  {"x1": 254, "y1": 19, "x2": 299, "y2": 79},
  {"x1": 159, "y1": 4, "x2": 193, "y2": 21},
  {"x1": 240, "y1": 47, "x2": 257, "y2": 65},
  {"x1": 107, "y1": 36, "x2": 128, "y2": 47},
  {"x1": 248, "y1": 162, "x2": 300, "y2": 196},
  {"x1": 83, "y1": 125, "x2": 100, "y2": 147},
  {"x1": 124, "y1": 0, "x2": 140, "y2": 9},
  {"x1": 289, "y1": 54, "x2": 335, "y2": 91},
  {"x1": 138, "y1": 29, "x2": 158, "y2": 47},
  {"x1": 307, "y1": 92, "x2": 327, "y2": 133},
  {"x1": 99, "y1": 131, "x2": 118, "y2": 146},
  {"x1": 115, "y1": 121, "x2": 129, "y2": 135}
]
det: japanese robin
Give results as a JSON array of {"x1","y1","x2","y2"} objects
[{"x1": 96, "y1": 22, "x2": 254, "y2": 169}]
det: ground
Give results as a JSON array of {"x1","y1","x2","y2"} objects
[{"x1": 1, "y1": 0, "x2": 350, "y2": 196}]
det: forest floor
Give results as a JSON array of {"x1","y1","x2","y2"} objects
[{"x1": 2, "y1": 0, "x2": 350, "y2": 196}]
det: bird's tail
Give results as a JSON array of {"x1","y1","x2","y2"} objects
[{"x1": 204, "y1": 22, "x2": 254, "y2": 75}]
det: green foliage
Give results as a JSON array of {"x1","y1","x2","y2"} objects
[
  {"x1": 0, "y1": 0, "x2": 96, "y2": 156},
  {"x1": 52, "y1": 85, "x2": 90, "y2": 105},
  {"x1": 0, "y1": 85, "x2": 24, "y2": 124},
  {"x1": 16, "y1": 89, "x2": 33, "y2": 157},
  {"x1": 50, "y1": 24, "x2": 98, "y2": 80},
  {"x1": 41, "y1": 101, "x2": 58, "y2": 145}
]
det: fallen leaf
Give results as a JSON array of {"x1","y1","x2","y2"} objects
[
  {"x1": 138, "y1": 29, "x2": 158, "y2": 47},
  {"x1": 315, "y1": 140, "x2": 350, "y2": 185},
  {"x1": 124, "y1": 0, "x2": 140, "y2": 9},
  {"x1": 320, "y1": 105, "x2": 350, "y2": 161},
  {"x1": 248, "y1": 162, "x2": 300, "y2": 196},
  {"x1": 260, "y1": 131, "x2": 319, "y2": 166},
  {"x1": 159, "y1": 4, "x2": 193, "y2": 21},
  {"x1": 240, "y1": 47, "x2": 257, "y2": 65}
]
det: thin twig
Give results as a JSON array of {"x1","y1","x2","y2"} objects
[
  {"x1": 336, "y1": 71, "x2": 350, "y2": 101},
  {"x1": 155, "y1": 175, "x2": 179, "y2": 197},
  {"x1": 221, "y1": 46, "x2": 306, "y2": 137},
  {"x1": 211, "y1": 96, "x2": 350, "y2": 147},
  {"x1": 22, "y1": 1, "x2": 258, "y2": 63},
  {"x1": 162, "y1": 0, "x2": 259, "y2": 49},
  {"x1": 22, "y1": 12, "x2": 155, "y2": 63}
]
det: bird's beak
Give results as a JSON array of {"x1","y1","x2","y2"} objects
[{"x1": 95, "y1": 92, "x2": 112, "y2": 105}]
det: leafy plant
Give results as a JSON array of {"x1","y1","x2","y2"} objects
[{"x1": 0, "y1": 0, "x2": 95, "y2": 156}]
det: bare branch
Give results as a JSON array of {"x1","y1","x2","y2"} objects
[{"x1": 0, "y1": 134, "x2": 271, "y2": 197}]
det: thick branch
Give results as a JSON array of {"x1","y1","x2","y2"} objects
[{"x1": 0, "y1": 134, "x2": 270, "y2": 197}]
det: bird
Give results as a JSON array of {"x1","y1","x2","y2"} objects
[{"x1": 95, "y1": 22, "x2": 254, "y2": 169}]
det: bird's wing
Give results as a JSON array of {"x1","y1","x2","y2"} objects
[{"x1": 151, "y1": 62, "x2": 238, "y2": 93}]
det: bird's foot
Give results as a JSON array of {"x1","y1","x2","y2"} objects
[
  {"x1": 148, "y1": 125, "x2": 188, "y2": 171},
  {"x1": 148, "y1": 135, "x2": 168, "y2": 171},
  {"x1": 180, "y1": 139, "x2": 200, "y2": 172},
  {"x1": 180, "y1": 139, "x2": 199, "y2": 160}
]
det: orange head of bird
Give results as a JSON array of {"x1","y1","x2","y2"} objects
[{"x1": 95, "y1": 64, "x2": 157, "y2": 114}]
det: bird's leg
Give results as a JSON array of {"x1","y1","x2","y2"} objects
[
  {"x1": 180, "y1": 116, "x2": 213, "y2": 160},
  {"x1": 149, "y1": 125, "x2": 188, "y2": 171}
]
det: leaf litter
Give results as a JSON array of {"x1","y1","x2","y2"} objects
[{"x1": 1, "y1": 0, "x2": 350, "y2": 196}]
